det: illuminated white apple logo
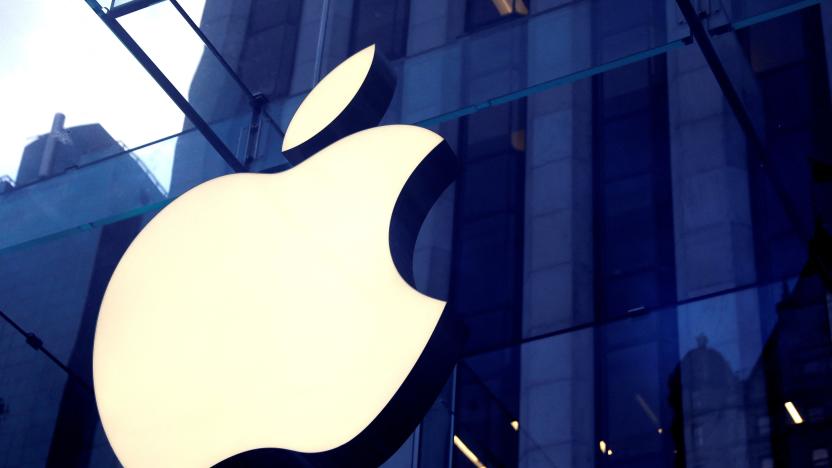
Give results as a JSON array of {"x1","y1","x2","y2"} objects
[{"x1": 93, "y1": 45, "x2": 461, "y2": 467}]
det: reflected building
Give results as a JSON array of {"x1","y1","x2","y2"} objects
[
  {"x1": 668, "y1": 225, "x2": 832, "y2": 468},
  {"x1": 16, "y1": 114, "x2": 122, "y2": 187},
  {"x1": 0, "y1": 115, "x2": 165, "y2": 467},
  {"x1": 668, "y1": 336, "x2": 749, "y2": 468}
]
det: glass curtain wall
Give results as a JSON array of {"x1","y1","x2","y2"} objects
[{"x1": 1, "y1": 1, "x2": 831, "y2": 467}]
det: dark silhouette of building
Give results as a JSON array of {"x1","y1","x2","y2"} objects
[{"x1": 745, "y1": 226, "x2": 832, "y2": 468}]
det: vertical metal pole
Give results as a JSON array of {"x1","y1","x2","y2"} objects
[
  {"x1": 447, "y1": 365, "x2": 457, "y2": 468},
  {"x1": 244, "y1": 94, "x2": 265, "y2": 164}
]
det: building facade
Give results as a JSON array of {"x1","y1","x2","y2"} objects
[
  {"x1": 0, "y1": 117, "x2": 167, "y2": 466},
  {"x1": 1, "y1": 0, "x2": 832, "y2": 467}
]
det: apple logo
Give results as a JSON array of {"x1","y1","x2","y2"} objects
[{"x1": 92, "y1": 44, "x2": 463, "y2": 467}]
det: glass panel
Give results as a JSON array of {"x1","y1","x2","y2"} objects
[
  {"x1": 736, "y1": 7, "x2": 825, "y2": 263},
  {"x1": 459, "y1": 272, "x2": 832, "y2": 467},
  {"x1": 403, "y1": 25, "x2": 823, "y2": 358},
  {"x1": 337, "y1": 0, "x2": 679, "y2": 126},
  {"x1": 0, "y1": 128, "x2": 231, "y2": 254},
  {"x1": 270, "y1": 0, "x2": 820, "y2": 132},
  {"x1": 0, "y1": 0, "x2": 184, "y2": 181},
  {"x1": 0, "y1": 317, "x2": 98, "y2": 466},
  {"x1": 117, "y1": 0, "x2": 252, "y2": 165},
  {"x1": 173, "y1": 0, "x2": 303, "y2": 100},
  {"x1": 0, "y1": 219, "x2": 152, "y2": 467}
]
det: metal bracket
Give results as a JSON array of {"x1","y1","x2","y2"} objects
[{"x1": 244, "y1": 93, "x2": 267, "y2": 165}]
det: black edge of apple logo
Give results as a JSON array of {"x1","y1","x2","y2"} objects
[
  {"x1": 282, "y1": 47, "x2": 396, "y2": 167},
  {"x1": 388, "y1": 139, "x2": 458, "y2": 292},
  {"x1": 214, "y1": 46, "x2": 467, "y2": 468}
]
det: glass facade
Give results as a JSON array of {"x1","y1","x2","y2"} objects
[{"x1": 1, "y1": 0, "x2": 831, "y2": 467}]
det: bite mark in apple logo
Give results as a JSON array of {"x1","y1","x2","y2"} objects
[{"x1": 92, "y1": 44, "x2": 465, "y2": 467}]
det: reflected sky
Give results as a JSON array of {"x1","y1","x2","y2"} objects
[{"x1": 0, "y1": 0, "x2": 206, "y2": 184}]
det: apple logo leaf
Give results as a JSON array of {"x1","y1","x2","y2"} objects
[{"x1": 281, "y1": 44, "x2": 396, "y2": 166}]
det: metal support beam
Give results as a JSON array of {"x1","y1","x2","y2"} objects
[{"x1": 84, "y1": 0, "x2": 245, "y2": 173}]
